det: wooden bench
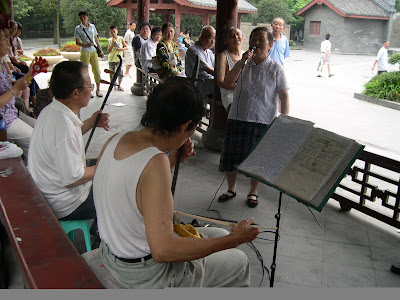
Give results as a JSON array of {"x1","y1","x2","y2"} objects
[{"x1": 0, "y1": 157, "x2": 103, "y2": 288}]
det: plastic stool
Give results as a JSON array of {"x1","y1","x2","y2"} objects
[{"x1": 59, "y1": 220, "x2": 92, "y2": 252}]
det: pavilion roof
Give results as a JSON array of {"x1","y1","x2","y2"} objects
[
  {"x1": 107, "y1": 0, "x2": 257, "y2": 13},
  {"x1": 296, "y1": 0, "x2": 393, "y2": 19}
]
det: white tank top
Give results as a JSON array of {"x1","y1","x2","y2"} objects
[
  {"x1": 93, "y1": 132, "x2": 162, "y2": 259},
  {"x1": 220, "y1": 50, "x2": 237, "y2": 110}
]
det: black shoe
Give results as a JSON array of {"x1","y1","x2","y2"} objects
[{"x1": 391, "y1": 264, "x2": 400, "y2": 275}]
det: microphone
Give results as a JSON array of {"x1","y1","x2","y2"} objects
[{"x1": 243, "y1": 46, "x2": 256, "y2": 66}]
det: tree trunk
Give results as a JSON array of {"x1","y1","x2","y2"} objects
[{"x1": 53, "y1": 0, "x2": 61, "y2": 47}]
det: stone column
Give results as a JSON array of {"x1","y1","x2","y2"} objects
[{"x1": 202, "y1": 0, "x2": 238, "y2": 151}]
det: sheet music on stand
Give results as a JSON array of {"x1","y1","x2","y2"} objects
[{"x1": 237, "y1": 115, "x2": 364, "y2": 211}]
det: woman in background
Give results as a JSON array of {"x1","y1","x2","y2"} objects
[
  {"x1": 155, "y1": 22, "x2": 183, "y2": 79},
  {"x1": 217, "y1": 27, "x2": 243, "y2": 112}
]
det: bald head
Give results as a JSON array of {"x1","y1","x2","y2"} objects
[{"x1": 199, "y1": 26, "x2": 216, "y2": 50}]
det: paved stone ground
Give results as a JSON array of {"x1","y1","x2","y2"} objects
[{"x1": 6, "y1": 39, "x2": 400, "y2": 288}]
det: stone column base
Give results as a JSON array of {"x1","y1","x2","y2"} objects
[
  {"x1": 131, "y1": 82, "x2": 144, "y2": 96},
  {"x1": 202, "y1": 126, "x2": 225, "y2": 152}
]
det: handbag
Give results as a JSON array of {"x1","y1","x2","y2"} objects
[
  {"x1": 151, "y1": 56, "x2": 162, "y2": 70},
  {"x1": 160, "y1": 42, "x2": 178, "y2": 67},
  {"x1": 82, "y1": 27, "x2": 102, "y2": 57}
]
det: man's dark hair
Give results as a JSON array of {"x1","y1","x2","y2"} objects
[
  {"x1": 325, "y1": 34, "x2": 330, "y2": 40},
  {"x1": 141, "y1": 77, "x2": 205, "y2": 136},
  {"x1": 16, "y1": 22, "x2": 22, "y2": 31},
  {"x1": 78, "y1": 11, "x2": 89, "y2": 17},
  {"x1": 151, "y1": 26, "x2": 162, "y2": 37},
  {"x1": 161, "y1": 22, "x2": 174, "y2": 34},
  {"x1": 109, "y1": 25, "x2": 117, "y2": 30},
  {"x1": 49, "y1": 61, "x2": 88, "y2": 99},
  {"x1": 250, "y1": 27, "x2": 273, "y2": 47},
  {"x1": 139, "y1": 22, "x2": 151, "y2": 30},
  {"x1": 184, "y1": 30, "x2": 189, "y2": 35},
  {"x1": 383, "y1": 40, "x2": 388, "y2": 44},
  {"x1": 129, "y1": 21, "x2": 136, "y2": 26}
]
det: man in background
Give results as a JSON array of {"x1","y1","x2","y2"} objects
[
  {"x1": 123, "y1": 20, "x2": 136, "y2": 76},
  {"x1": 317, "y1": 34, "x2": 333, "y2": 77},
  {"x1": 269, "y1": 17, "x2": 290, "y2": 66},
  {"x1": 372, "y1": 40, "x2": 390, "y2": 74},
  {"x1": 74, "y1": 10, "x2": 104, "y2": 97}
]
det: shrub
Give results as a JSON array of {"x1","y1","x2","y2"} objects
[
  {"x1": 99, "y1": 38, "x2": 109, "y2": 54},
  {"x1": 18, "y1": 55, "x2": 33, "y2": 62},
  {"x1": 60, "y1": 43, "x2": 81, "y2": 52},
  {"x1": 289, "y1": 40, "x2": 294, "y2": 46},
  {"x1": 363, "y1": 71, "x2": 400, "y2": 102},
  {"x1": 389, "y1": 53, "x2": 400, "y2": 65},
  {"x1": 33, "y1": 48, "x2": 61, "y2": 56}
]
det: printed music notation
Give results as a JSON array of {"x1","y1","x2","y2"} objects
[{"x1": 237, "y1": 115, "x2": 364, "y2": 211}]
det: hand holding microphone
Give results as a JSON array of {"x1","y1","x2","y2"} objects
[{"x1": 242, "y1": 45, "x2": 256, "y2": 68}]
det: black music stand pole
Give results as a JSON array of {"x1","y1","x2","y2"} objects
[{"x1": 270, "y1": 191, "x2": 283, "y2": 287}]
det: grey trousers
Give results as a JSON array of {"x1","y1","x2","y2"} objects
[{"x1": 100, "y1": 227, "x2": 251, "y2": 288}]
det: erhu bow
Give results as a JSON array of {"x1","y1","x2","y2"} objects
[{"x1": 85, "y1": 55, "x2": 123, "y2": 153}]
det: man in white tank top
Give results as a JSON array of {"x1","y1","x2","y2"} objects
[{"x1": 94, "y1": 77, "x2": 260, "y2": 288}]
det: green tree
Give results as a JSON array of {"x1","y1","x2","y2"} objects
[
  {"x1": 242, "y1": 0, "x2": 292, "y2": 25},
  {"x1": 60, "y1": 0, "x2": 126, "y2": 37},
  {"x1": 396, "y1": 0, "x2": 400, "y2": 11}
]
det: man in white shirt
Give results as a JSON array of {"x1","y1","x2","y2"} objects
[
  {"x1": 317, "y1": 34, "x2": 333, "y2": 77},
  {"x1": 185, "y1": 26, "x2": 216, "y2": 97},
  {"x1": 28, "y1": 61, "x2": 109, "y2": 238},
  {"x1": 123, "y1": 21, "x2": 136, "y2": 76},
  {"x1": 372, "y1": 40, "x2": 390, "y2": 74}
]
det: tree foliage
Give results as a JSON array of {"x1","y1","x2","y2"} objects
[{"x1": 60, "y1": 0, "x2": 127, "y2": 36}]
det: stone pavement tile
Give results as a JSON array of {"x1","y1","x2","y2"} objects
[
  {"x1": 323, "y1": 240, "x2": 373, "y2": 269},
  {"x1": 322, "y1": 262, "x2": 376, "y2": 287},
  {"x1": 371, "y1": 246, "x2": 400, "y2": 271},
  {"x1": 280, "y1": 215, "x2": 325, "y2": 240},
  {"x1": 322, "y1": 200, "x2": 369, "y2": 227},
  {"x1": 283, "y1": 199, "x2": 325, "y2": 224},
  {"x1": 271, "y1": 280, "x2": 319, "y2": 288},
  {"x1": 277, "y1": 235, "x2": 324, "y2": 261},
  {"x1": 368, "y1": 226, "x2": 400, "y2": 249},
  {"x1": 324, "y1": 222, "x2": 370, "y2": 246},
  {"x1": 274, "y1": 255, "x2": 323, "y2": 287},
  {"x1": 375, "y1": 270, "x2": 400, "y2": 287}
]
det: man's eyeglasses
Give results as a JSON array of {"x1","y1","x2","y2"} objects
[{"x1": 80, "y1": 84, "x2": 95, "y2": 91}]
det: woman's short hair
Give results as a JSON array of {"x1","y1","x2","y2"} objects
[
  {"x1": 161, "y1": 22, "x2": 174, "y2": 34},
  {"x1": 250, "y1": 27, "x2": 273, "y2": 47},
  {"x1": 141, "y1": 77, "x2": 205, "y2": 136},
  {"x1": 49, "y1": 61, "x2": 87, "y2": 99}
]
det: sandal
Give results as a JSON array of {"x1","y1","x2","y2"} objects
[
  {"x1": 246, "y1": 194, "x2": 259, "y2": 208},
  {"x1": 117, "y1": 86, "x2": 124, "y2": 91},
  {"x1": 328, "y1": 74, "x2": 334, "y2": 77},
  {"x1": 218, "y1": 190, "x2": 237, "y2": 202},
  {"x1": 96, "y1": 91, "x2": 103, "y2": 97}
]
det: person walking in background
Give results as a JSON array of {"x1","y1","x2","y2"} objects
[
  {"x1": 107, "y1": 25, "x2": 128, "y2": 91},
  {"x1": 132, "y1": 22, "x2": 151, "y2": 69},
  {"x1": 317, "y1": 34, "x2": 333, "y2": 77},
  {"x1": 123, "y1": 21, "x2": 136, "y2": 76},
  {"x1": 217, "y1": 27, "x2": 243, "y2": 112},
  {"x1": 268, "y1": 17, "x2": 290, "y2": 66},
  {"x1": 74, "y1": 10, "x2": 104, "y2": 97},
  {"x1": 372, "y1": 40, "x2": 390, "y2": 74},
  {"x1": 298, "y1": 29, "x2": 303, "y2": 43}
]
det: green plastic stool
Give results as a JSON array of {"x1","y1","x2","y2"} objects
[{"x1": 59, "y1": 220, "x2": 92, "y2": 252}]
